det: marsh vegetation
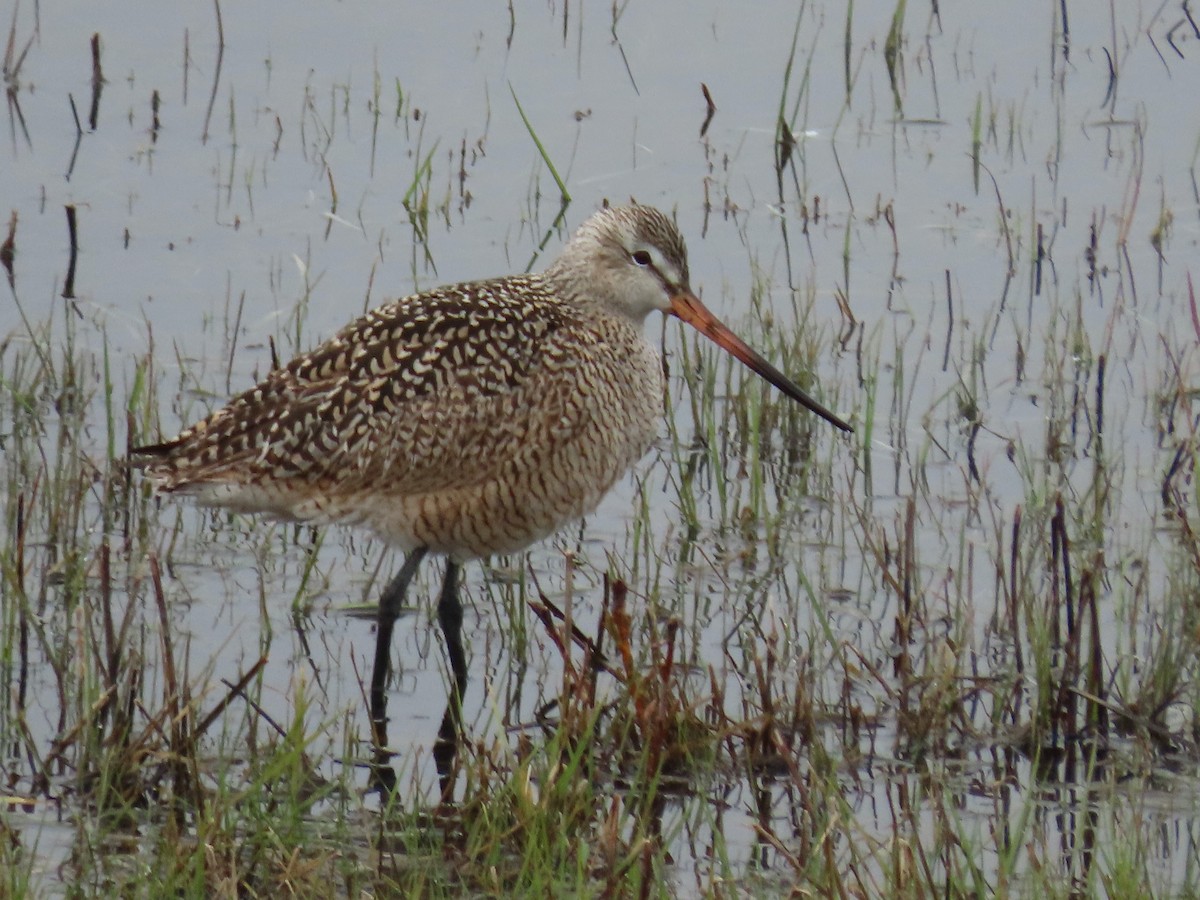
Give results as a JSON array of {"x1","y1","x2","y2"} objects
[{"x1": 3, "y1": 1, "x2": 1200, "y2": 896}]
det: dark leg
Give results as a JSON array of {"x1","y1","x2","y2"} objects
[
  {"x1": 370, "y1": 548, "x2": 427, "y2": 783},
  {"x1": 433, "y1": 560, "x2": 466, "y2": 797}
]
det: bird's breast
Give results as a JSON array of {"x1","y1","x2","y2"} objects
[{"x1": 358, "y1": 323, "x2": 665, "y2": 560}]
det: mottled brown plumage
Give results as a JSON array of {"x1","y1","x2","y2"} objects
[
  {"x1": 136, "y1": 277, "x2": 660, "y2": 560},
  {"x1": 132, "y1": 204, "x2": 851, "y2": 789}
]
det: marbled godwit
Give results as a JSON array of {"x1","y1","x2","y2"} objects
[{"x1": 132, "y1": 204, "x2": 851, "y2": 783}]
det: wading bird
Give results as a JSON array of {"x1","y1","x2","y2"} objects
[{"x1": 132, "y1": 204, "x2": 852, "y2": 789}]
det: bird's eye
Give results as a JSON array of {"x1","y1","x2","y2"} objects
[{"x1": 631, "y1": 250, "x2": 653, "y2": 267}]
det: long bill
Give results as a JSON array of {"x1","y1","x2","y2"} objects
[{"x1": 669, "y1": 291, "x2": 853, "y2": 434}]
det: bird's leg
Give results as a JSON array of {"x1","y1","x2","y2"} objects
[
  {"x1": 433, "y1": 560, "x2": 465, "y2": 796},
  {"x1": 370, "y1": 548, "x2": 428, "y2": 768}
]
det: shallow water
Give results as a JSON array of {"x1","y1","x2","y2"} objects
[{"x1": 3, "y1": 0, "x2": 1200, "y2": 894}]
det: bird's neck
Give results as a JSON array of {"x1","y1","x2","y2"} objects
[{"x1": 541, "y1": 263, "x2": 653, "y2": 331}]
